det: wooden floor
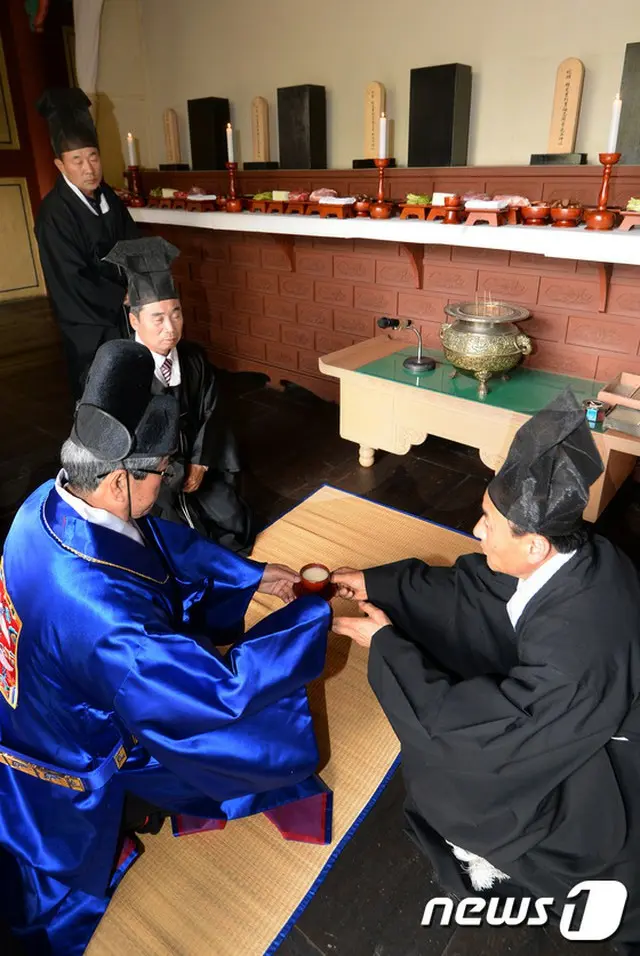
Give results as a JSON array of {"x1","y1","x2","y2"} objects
[{"x1": 2, "y1": 297, "x2": 636, "y2": 955}]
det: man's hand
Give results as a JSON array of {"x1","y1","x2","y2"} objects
[
  {"x1": 331, "y1": 568, "x2": 368, "y2": 602},
  {"x1": 332, "y1": 602, "x2": 391, "y2": 649},
  {"x1": 183, "y1": 464, "x2": 207, "y2": 494},
  {"x1": 258, "y1": 564, "x2": 301, "y2": 604}
]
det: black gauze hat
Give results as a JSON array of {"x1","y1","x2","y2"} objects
[
  {"x1": 71, "y1": 340, "x2": 179, "y2": 461},
  {"x1": 36, "y1": 87, "x2": 98, "y2": 158},
  {"x1": 103, "y1": 237, "x2": 180, "y2": 309},
  {"x1": 487, "y1": 388, "x2": 603, "y2": 536}
]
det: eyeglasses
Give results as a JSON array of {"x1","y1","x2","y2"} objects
[
  {"x1": 96, "y1": 465, "x2": 174, "y2": 483},
  {"x1": 134, "y1": 466, "x2": 173, "y2": 483}
]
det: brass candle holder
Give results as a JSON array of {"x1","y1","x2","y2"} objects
[
  {"x1": 370, "y1": 158, "x2": 392, "y2": 219},
  {"x1": 225, "y1": 162, "x2": 244, "y2": 213},
  {"x1": 584, "y1": 152, "x2": 621, "y2": 231}
]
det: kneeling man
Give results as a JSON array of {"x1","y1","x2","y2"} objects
[
  {"x1": 334, "y1": 391, "x2": 640, "y2": 952},
  {"x1": 0, "y1": 340, "x2": 331, "y2": 956}
]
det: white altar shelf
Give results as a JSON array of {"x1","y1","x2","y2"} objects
[{"x1": 131, "y1": 208, "x2": 640, "y2": 268}]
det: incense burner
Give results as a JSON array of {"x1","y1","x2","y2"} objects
[{"x1": 440, "y1": 300, "x2": 532, "y2": 398}]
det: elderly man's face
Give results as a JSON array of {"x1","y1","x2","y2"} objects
[
  {"x1": 130, "y1": 299, "x2": 183, "y2": 356},
  {"x1": 55, "y1": 146, "x2": 102, "y2": 195},
  {"x1": 473, "y1": 491, "x2": 550, "y2": 578},
  {"x1": 101, "y1": 459, "x2": 169, "y2": 520}
]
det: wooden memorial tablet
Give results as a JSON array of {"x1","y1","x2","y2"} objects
[{"x1": 547, "y1": 58, "x2": 584, "y2": 154}]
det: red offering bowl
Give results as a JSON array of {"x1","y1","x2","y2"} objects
[{"x1": 294, "y1": 563, "x2": 335, "y2": 600}]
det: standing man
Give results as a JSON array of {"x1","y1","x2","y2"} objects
[
  {"x1": 332, "y1": 391, "x2": 640, "y2": 952},
  {"x1": 104, "y1": 236, "x2": 256, "y2": 555},
  {"x1": 35, "y1": 87, "x2": 139, "y2": 400}
]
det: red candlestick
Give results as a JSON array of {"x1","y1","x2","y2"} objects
[
  {"x1": 225, "y1": 161, "x2": 243, "y2": 212},
  {"x1": 585, "y1": 152, "x2": 621, "y2": 231},
  {"x1": 126, "y1": 165, "x2": 144, "y2": 200},
  {"x1": 371, "y1": 157, "x2": 392, "y2": 220}
]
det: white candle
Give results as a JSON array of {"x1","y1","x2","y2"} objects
[
  {"x1": 126, "y1": 132, "x2": 139, "y2": 166},
  {"x1": 607, "y1": 94, "x2": 622, "y2": 153},
  {"x1": 378, "y1": 112, "x2": 388, "y2": 159},
  {"x1": 226, "y1": 123, "x2": 235, "y2": 163}
]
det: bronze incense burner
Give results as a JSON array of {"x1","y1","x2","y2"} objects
[{"x1": 440, "y1": 299, "x2": 532, "y2": 398}]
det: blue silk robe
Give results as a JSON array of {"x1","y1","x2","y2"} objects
[{"x1": 0, "y1": 480, "x2": 331, "y2": 954}]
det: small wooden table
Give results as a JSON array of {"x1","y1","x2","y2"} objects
[{"x1": 319, "y1": 337, "x2": 640, "y2": 523}]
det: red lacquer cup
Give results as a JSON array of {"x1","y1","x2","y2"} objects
[{"x1": 299, "y1": 563, "x2": 331, "y2": 594}]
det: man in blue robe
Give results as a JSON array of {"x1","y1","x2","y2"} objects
[{"x1": 0, "y1": 340, "x2": 332, "y2": 956}]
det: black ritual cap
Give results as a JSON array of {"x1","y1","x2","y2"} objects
[
  {"x1": 71, "y1": 340, "x2": 179, "y2": 461},
  {"x1": 488, "y1": 388, "x2": 603, "y2": 536},
  {"x1": 36, "y1": 87, "x2": 98, "y2": 158},
  {"x1": 103, "y1": 237, "x2": 180, "y2": 309}
]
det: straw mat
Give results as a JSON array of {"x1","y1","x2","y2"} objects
[{"x1": 87, "y1": 486, "x2": 480, "y2": 956}]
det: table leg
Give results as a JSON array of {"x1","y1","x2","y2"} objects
[
  {"x1": 359, "y1": 445, "x2": 375, "y2": 468},
  {"x1": 584, "y1": 448, "x2": 635, "y2": 522}
]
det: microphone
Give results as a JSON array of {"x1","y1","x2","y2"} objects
[
  {"x1": 377, "y1": 316, "x2": 435, "y2": 374},
  {"x1": 377, "y1": 316, "x2": 412, "y2": 330}
]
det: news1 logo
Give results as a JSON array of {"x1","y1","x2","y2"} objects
[{"x1": 421, "y1": 881, "x2": 628, "y2": 941}]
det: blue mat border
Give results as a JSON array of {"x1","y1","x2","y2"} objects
[
  {"x1": 262, "y1": 483, "x2": 475, "y2": 954},
  {"x1": 263, "y1": 754, "x2": 401, "y2": 956}
]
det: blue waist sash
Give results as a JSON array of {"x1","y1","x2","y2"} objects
[{"x1": 0, "y1": 733, "x2": 137, "y2": 792}]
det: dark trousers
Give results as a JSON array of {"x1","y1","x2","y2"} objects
[{"x1": 58, "y1": 309, "x2": 130, "y2": 402}]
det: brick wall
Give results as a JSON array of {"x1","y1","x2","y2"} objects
[{"x1": 141, "y1": 223, "x2": 640, "y2": 402}]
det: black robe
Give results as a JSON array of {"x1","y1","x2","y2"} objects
[
  {"x1": 152, "y1": 340, "x2": 255, "y2": 555},
  {"x1": 35, "y1": 176, "x2": 139, "y2": 399},
  {"x1": 366, "y1": 538, "x2": 640, "y2": 949}
]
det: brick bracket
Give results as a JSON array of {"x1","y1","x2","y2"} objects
[
  {"x1": 597, "y1": 262, "x2": 612, "y2": 313},
  {"x1": 400, "y1": 243, "x2": 424, "y2": 289},
  {"x1": 274, "y1": 235, "x2": 296, "y2": 272}
]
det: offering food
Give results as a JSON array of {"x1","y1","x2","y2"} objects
[
  {"x1": 552, "y1": 197, "x2": 582, "y2": 208},
  {"x1": 405, "y1": 193, "x2": 431, "y2": 205},
  {"x1": 463, "y1": 191, "x2": 490, "y2": 202},
  {"x1": 432, "y1": 191, "x2": 456, "y2": 206},
  {"x1": 309, "y1": 188, "x2": 338, "y2": 202},
  {"x1": 273, "y1": 190, "x2": 290, "y2": 201},
  {"x1": 627, "y1": 197, "x2": 640, "y2": 211},
  {"x1": 289, "y1": 190, "x2": 310, "y2": 201},
  {"x1": 252, "y1": 191, "x2": 273, "y2": 201},
  {"x1": 493, "y1": 194, "x2": 530, "y2": 207},
  {"x1": 464, "y1": 198, "x2": 509, "y2": 211},
  {"x1": 316, "y1": 196, "x2": 356, "y2": 205}
]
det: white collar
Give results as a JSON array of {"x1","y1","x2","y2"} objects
[
  {"x1": 62, "y1": 174, "x2": 109, "y2": 216},
  {"x1": 506, "y1": 549, "x2": 576, "y2": 629},
  {"x1": 135, "y1": 333, "x2": 181, "y2": 386},
  {"x1": 55, "y1": 469, "x2": 145, "y2": 546}
]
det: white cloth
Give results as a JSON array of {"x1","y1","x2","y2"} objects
[
  {"x1": 62, "y1": 174, "x2": 109, "y2": 216},
  {"x1": 506, "y1": 549, "x2": 577, "y2": 629},
  {"x1": 55, "y1": 470, "x2": 145, "y2": 547},
  {"x1": 135, "y1": 334, "x2": 181, "y2": 387}
]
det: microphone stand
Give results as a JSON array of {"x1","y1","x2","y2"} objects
[{"x1": 377, "y1": 317, "x2": 435, "y2": 373}]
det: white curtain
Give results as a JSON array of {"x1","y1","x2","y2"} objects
[{"x1": 72, "y1": 0, "x2": 105, "y2": 98}]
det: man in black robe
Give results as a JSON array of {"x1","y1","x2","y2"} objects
[
  {"x1": 103, "y1": 236, "x2": 255, "y2": 556},
  {"x1": 35, "y1": 87, "x2": 139, "y2": 400},
  {"x1": 332, "y1": 391, "x2": 640, "y2": 952}
]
